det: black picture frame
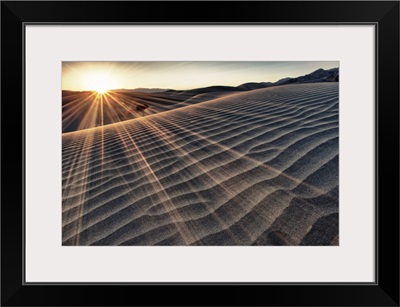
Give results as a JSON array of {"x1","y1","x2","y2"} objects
[{"x1": 1, "y1": 1, "x2": 399, "y2": 306}]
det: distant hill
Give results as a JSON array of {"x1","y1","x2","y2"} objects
[
  {"x1": 165, "y1": 67, "x2": 339, "y2": 95},
  {"x1": 276, "y1": 67, "x2": 339, "y2": 85},
  {"x1": 237, "y1": 82, "x2": 274, "y2": 91},
  {"x1": 166, "y1": 85, "x2": 243, "y2": 95}
]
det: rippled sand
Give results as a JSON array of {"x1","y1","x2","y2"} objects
[{"x1": 62, "y1": 83, "x2": 339, "y2": 246}]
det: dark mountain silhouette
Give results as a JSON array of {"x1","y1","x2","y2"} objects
[
  {"x1": 237, "y1": 82, "x2": 274, "y2": 91},
  {"x1": 276, "y1": 67, "x2": 339, "y2": 85},
  {"x1": 166, "y1": 67, "x2": 339, "y2": 95},
  {"x1": 166, "y1": 85, "x2": 242, "y2": 95}
]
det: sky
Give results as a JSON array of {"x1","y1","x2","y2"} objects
[{"x1": 62, "y1": 61, "x2": 339, "y2": 91}]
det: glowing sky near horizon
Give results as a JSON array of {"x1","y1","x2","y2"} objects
[{"x1": 62, "y1": 61, "x2": 339, "y2": 91}]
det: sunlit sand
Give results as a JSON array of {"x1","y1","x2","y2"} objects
[{"x1": 62, "y1": 82, "x2": 339, "y2": 246}]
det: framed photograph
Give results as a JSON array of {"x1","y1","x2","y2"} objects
[{"x1": 1, "y1": 1, "x2": 399, "y2": 306}]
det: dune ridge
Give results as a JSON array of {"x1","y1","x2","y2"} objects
[{"x1": 62, "y1": 83, "x2": 339, "y2": 246}]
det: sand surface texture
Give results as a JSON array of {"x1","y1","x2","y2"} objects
[{"x1": 62, "y1": 83, "x2": 339, "y2": 246}]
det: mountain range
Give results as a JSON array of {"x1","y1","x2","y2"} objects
[{"x1": 165, "y1": 67, "x2": 339, "y2": 95}]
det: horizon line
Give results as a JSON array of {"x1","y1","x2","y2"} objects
[{"x1": 62, "y1": 66, "x2": 339, "y2": 92}]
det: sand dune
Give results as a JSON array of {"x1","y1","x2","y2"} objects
[
  {"x1": 62, "y1": 83, "x2": 339, "y2": 246},
  {"x1": 62, "y1": 89, "x2": 236, "y2": 133}
]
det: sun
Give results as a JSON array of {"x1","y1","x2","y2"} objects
[
  {"x1": 81, "y1": 71, "x2": 118, "y2": 94},
  {"x1": 95, "y1": 86, "x2": 108, "y2": 94},
  {"x1": 93, "y1": 79, "x2": 110, "y2": 94}
]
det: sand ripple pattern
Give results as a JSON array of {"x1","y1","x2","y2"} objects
[{"x1": 62, "y1": 83, "x2": 339, "y2": 246}]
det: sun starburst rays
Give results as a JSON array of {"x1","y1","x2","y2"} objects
[{"x1": 62, "y1": 83, "x2": 338, "y2": 246}]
